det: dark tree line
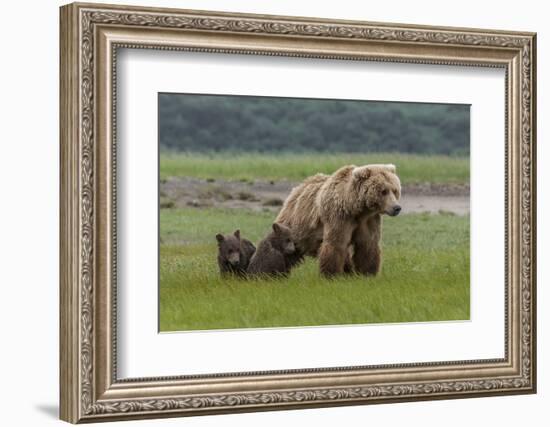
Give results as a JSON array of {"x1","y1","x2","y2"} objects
[{"x1": 159, "y1": 93, "x2": 470, "y2": 155}]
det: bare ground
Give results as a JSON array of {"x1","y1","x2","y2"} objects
[{"x1": 160, "y1": 177, "x2": 470, "y2": 216}]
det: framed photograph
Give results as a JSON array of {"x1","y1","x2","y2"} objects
[{"x1": 60, "y1": 2, "x2": 537, "y2": 423}]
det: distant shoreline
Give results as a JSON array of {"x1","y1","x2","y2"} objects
[{"x1": 160, "y1": 177, "x2": 470, "y2": 216}]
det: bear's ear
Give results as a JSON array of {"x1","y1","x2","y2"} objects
[
  {"x1": 352, "y1": 165, "x2": 371, "y2": 180},
  {"x1": 273, "y1": 223, "x2": 290, "y2": 235},
  {"x1": 273, "y1": 223, "x2": 288, "y2": 235},
  {"x1": 353, "y1": 164, "x2": 396, "y2": 179},
  {"x1": 233, "y1": 229, "x2": 241, "y2": 240},
  {"x1": 215, "y1": 233, "x2": 224, "y2": 243},
  {"x1": 384, "y1": 164, "x2": 396, "y2": 173}
]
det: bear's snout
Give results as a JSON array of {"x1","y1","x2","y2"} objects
[
  {"x1": 285, "y1": 241, "x2": 296, "y2": 254},
  {"x1": 228, "y1": 253, "x2": 240, "y2": 265},
  {"x1": 390, "y1": 205, "x2": 402, "y2": 216}
]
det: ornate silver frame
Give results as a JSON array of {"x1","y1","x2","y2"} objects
[{"x1": 60, "y1": 2, "x2": 537, "y2": 423}]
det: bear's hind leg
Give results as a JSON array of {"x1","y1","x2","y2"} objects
[{"x1": 343, "y1": 246, "x2": 355, "y2": 274}]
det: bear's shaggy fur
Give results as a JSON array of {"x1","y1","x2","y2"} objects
[
  {"x1": 215, "y1": 229, "x2": 256, "y2": 277},
  {"x1": 276, "y1": 164, "x2": 401, "y2": 277},
  {"x1": 247, "y1": 223, "x2": 298, "y2": 277}
]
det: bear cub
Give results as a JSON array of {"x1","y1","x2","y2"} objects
[
  {"x1": 215, "y1": 229, "x2": 256, "y2": 277},
  {"x1": 247, "y1": 223, "x2": 297, "y2": 277}
]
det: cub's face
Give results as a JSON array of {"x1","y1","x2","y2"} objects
[
  {"x1": 352, "y1": 164, "x2": 402, "y2": 216},
  {"x1": 216, "y1": 230, "x2": 242, "y2": 265},
  {"x1": 271, "y1": 223, "x2": 296, "y2": 255}
]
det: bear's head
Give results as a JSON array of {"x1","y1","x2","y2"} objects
[
  {"x1": 270, "y1": 223, "x2": 296, "y2": 255},
  {"x1": 351, "y1": 164, "x2": 402, "y2": 216},
  {"x1": 215, "y1": 230, "x2": 242, "y2": 265}
]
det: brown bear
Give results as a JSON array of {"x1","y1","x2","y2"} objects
[
  {"x1": 275, "y1": 164, "x2": 401, "y2": 277},
  {"x1": 247, "y1": 223, "x2": 297, "y2": 277},
  {"x1": 215, "y1": 229, "x2": 256, "y2": 277}
]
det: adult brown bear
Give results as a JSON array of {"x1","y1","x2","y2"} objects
[{"x1": 276, "y1": 164, "x2": 401, "y2": 277}]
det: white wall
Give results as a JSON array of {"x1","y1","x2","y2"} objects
[{"x1": 0, "y1": 1, "x2": 545, "y2": 426}]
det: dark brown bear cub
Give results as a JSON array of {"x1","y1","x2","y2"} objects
[
  {"x1": 247, "y1": 223, "x2": 297, "y2": 277},
  {"x1": 215, "y1": 230, "x2": 256, "y2": 277}
]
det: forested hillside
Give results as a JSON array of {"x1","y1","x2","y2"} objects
[{"x1": 159, "y1": 93, "x2": 469, "y2": 155}]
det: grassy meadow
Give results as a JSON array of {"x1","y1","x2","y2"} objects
[
  {"x1": 160, "y1": 208, "x2": 470, "y2": 331},
  {"x1": 160, "y1": 152, "x2": 470, "y2": 184},
  {"x1": 160, "y1": 204, "x2": 470, "y2": 331}
]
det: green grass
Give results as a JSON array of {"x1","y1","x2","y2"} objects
[
  {"x1": 159, "y1": 207, "x2": 470, "y2": 331},
  {"x1": 160, "y1": 152, "x2": 469, "y2": 184}
]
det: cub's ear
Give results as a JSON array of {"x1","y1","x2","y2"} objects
[
  {"x1": 215, "y1": 234, "x2": 224, "y2": 243},
  {"x1": 352, "y1": 165, "x2": 371, "y2": 180},
  {"x1": 272, "y1": 223, "x2": 290, "y2": 234},
  {"x1": 233, "y1": 229, "x2": 241, "y2": 239}
]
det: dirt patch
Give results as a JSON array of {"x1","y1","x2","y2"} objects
[
  {"x1": 402, "y1": 182, "x2": 469, "y2": 197},
  {"x1": 161, "y1": 177, "x2": 470, "y2": 215}
]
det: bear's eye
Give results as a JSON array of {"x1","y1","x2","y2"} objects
[{"x1": 382, "y1": 189, "x2": 389, "y2": 196}]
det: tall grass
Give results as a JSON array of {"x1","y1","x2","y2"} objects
[
  {"x1": 159, "y1": 152, "x2": 469, "y2": 184},
  {"x1": 159, "y1": 207, "x2": 470, "y2": 331}
]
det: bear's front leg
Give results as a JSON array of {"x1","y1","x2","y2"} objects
[
  {"x1": 318, "y1": 222, "x2": 354, "y2": 277},
  {"x1": 352, "y1": 214, "x2": 382, "y2": 276}
]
